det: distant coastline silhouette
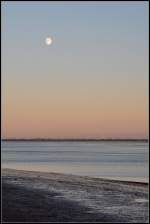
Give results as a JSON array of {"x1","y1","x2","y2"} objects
[{"x1": 2, "y1": 138, "x2": 148, "y2": 142}]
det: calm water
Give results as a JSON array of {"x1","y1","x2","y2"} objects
[{"x1": 1, "y1": 141, "x2": 149, "y2": 182}]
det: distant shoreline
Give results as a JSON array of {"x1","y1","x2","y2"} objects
[{"x1": 2, "y1": 138, "x2": 148, "y2": 142}]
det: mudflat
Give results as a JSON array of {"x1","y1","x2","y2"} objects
[{"x1": 2, "y1": 168, "x2": 149, "y2": 222}]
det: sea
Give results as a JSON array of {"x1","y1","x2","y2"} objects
[{"x1": 1, "y1": 140, "x2": 149, "y2": 183}]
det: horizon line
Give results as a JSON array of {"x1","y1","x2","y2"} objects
[{"x1": 1, "y1": 138, "x2": 148, "y2": 142}]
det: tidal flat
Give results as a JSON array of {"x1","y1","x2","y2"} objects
[{"x1": 2, "y1": 168, "x2": 149, "y2": 222}]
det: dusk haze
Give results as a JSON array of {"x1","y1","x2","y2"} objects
[{"x1": 2, "y1": 2, "x2": 148, "y2": 139}]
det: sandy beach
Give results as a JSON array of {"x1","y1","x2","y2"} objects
[{"x1": 2, "y1": 168, "x2": 149, "y2": 222}]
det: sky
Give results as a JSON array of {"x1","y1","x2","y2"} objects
[{"x1": 2, "y1": 1, "x2": 149, "y2": 139}]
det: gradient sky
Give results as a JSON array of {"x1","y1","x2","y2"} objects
[{"x1": 2, "y1": 1, "x2": 149, "y2": 139}]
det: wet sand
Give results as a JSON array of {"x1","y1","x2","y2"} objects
[{"x1": 2, "y1": 168, "x2": 149, "y2": 222}]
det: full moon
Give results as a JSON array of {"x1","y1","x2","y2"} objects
[{"x1": 45, "y1": 37, "x2": 53, "y2": 45}]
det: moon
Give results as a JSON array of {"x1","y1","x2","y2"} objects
[{"x1": 45, "y1": 37, "x2": 53, "y2": 45}]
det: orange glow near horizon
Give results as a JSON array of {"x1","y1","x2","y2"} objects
[{"x1": 2, "y1": 83, "x2": 148, "y2": 139}]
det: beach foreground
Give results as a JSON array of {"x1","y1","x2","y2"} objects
[{"x1": 2, "y1": 168, "x2": 149, "y2": 222}]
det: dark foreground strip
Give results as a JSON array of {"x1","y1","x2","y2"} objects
[{"x1": 2, "y1": 182, "x2": 127, "y2": 223}]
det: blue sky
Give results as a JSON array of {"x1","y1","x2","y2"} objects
[{"x1": 2, "y1": 1, "x2": 149, "y2": 138}]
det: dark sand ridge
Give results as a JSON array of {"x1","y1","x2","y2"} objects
[{"x1": 2, "y1": 168, "x2": 149, "y2": 222}]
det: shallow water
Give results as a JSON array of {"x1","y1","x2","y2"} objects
[{"x1": 1, "y1": 141, "x2": 149, "y2": 182}]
